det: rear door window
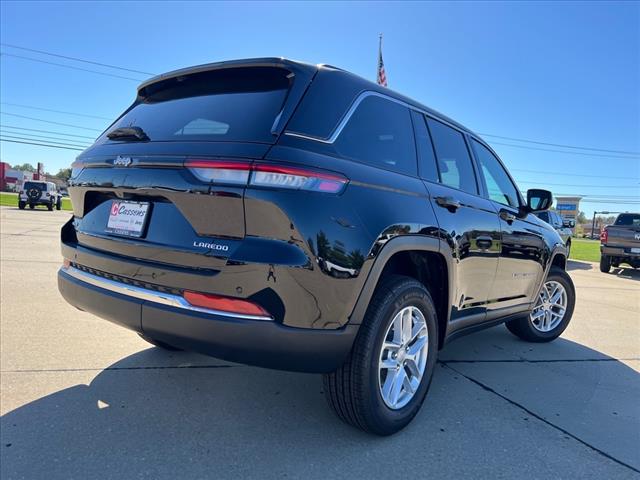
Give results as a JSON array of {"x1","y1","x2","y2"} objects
[
  {"x1": 333, "y1": 95, "x2": 417, "y2": 175},
  {"x1": 426, "y1": 118, "x2": 478, "y2": 194},
  {"x1": 99, "y1": 67, "x2": 291, "y2": 144}
]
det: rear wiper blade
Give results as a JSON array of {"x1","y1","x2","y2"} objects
[{"x1": 107, "y1": 126, "x2": 149, "y2": 141}]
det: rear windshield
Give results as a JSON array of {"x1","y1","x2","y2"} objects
[
  {"x1": 100, "y1": 67, "x2": 291, "y2": 144},
  {"x1": 24, "y1": 182, "x2": 46, "y2": 190},
  {"x1": 614, "y1": 213, "x2": 640, "y2": 227}
]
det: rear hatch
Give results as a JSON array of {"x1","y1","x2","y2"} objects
[{"x1": 67, "y1": 60, "x2": 315, "y2": 271}]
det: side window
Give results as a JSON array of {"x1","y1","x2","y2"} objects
[
  {"x1": 426, "y1": 118, "x2": 478, "y2": 194},
  {"x1": 334, "y1": 96, "x2": 417, "y2": 175},
  {"x1": 411, "y1": 111, "x2": 439, "y2": 182},
  {"x1": 471, "y1": 139, "x2": 520, "y2": 208}
]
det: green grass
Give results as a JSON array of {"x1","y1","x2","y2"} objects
[
  {"x1": 0, "y1": 192, "x2": 73, "y2": 211},
  {"x1": 570, "y1": 238, "x2": 600, "y2": 263}
]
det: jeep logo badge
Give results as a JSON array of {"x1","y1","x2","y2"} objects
[{"x1": 113, "y1": 156, "x2": 132, "y2": 167}]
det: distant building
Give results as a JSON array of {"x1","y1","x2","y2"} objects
[
  {"x1": 555, "y1": 196, "x2": 582, "y2": 226},
  {"x1": 0, "y1": 162, "x2": 34, "y2": 192}
]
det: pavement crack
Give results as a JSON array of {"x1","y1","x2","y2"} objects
[
  {"x1": 439, "y1": 358, "x2": 639, "y2": 364},
  {"x1": 441, "y1": 362, "x2": 640, "y2": 474}
]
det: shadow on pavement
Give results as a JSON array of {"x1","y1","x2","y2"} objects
[
  {"x1": 1, "y1": 327, "x2": 638, "y2": 478},
  {"x1": 567, "y1": 260, "x2": 594, "y2": 271}
]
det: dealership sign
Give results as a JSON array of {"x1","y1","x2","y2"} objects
[{"x1": 557, "y1": 204, "x2": 577, "y2": 211}]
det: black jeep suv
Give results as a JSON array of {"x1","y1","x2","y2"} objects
[{"x1": 58, "y1": 58, "x2": 575, "y2": 435}]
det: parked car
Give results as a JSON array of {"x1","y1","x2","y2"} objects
[
  {"x1": 600, "y1": 213, "x2": 640, "y2": 272},
  {"x1": 534, "y1": 210, "x2": 573, "y2": 256},
  {"x1": 58, "y1": 58, "x2": 575, "y2": 435},
  {"x1": 18, "y1": 181, "x2": 62, "y2": 211}
]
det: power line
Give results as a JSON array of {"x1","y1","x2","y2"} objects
[
  {"x1": 0, "y1": 130, "x2": 91, "y2": 147},
  {"x1": 0, "y1": 134, "x2": 89, "y2": 149},
  {"x1": 511, "y1": 168, "x2": 639, "y2": 181},
  {"x1": 517, "y1": 180, "x2": 639, "y2": 189},
  {"x1": 0, "y1": 138, "x2": 83, "y2": 151},
  {"x1": 1, "y1": 52, "x2": 145, "y2": 82},
  {"x1": 479, "y1": 132, "x2": 639, "y2": 156},
  {"x1": 1, "y1": 102, "x2": 112, "y2": 121},
  {"x1": 0, "y1": 124, "x2": 96, "y2": 139},
  {"x1": 490, "y1": 141, "x2": 639, "y2": 160},
  {"x1": 0, "y1": 112, "x2": 103, "y2": 131},
  {"x1": 0, "y1": 42, "x2": 156, "y2": 76}
]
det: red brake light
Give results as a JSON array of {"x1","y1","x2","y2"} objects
[
  {"x1": 185, "y1": 159, "x2": 348, "y2": 193},
  {"x1": 600, "y1": 228, "x2": 608, "y2": 244},
  {"x1": 251, "y1": 164, "x2": 347, "y2": 193},
  {"x1": 185, "y1": 160, "x2": 251, "y2": 185},
  {"x1": 183, "y1": 291, "x2": 272, "y2": 318}
]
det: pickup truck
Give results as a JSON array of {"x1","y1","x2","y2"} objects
[{"x1": 600, "y1": 213, "x2": 640, "y2": 272}]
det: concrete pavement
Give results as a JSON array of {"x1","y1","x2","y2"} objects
[{"x1": 1, "y1": 206, "x2": 639, "y2": 479}]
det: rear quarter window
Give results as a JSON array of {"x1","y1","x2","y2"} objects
[{"x1": 333, "y1": 95, "x2": 417, "y2": 175}]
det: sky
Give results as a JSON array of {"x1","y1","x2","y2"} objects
[{"x1": 1, "y1": 0, "x2": 639, "y2": 217}]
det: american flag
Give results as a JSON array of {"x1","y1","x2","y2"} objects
[{"x1": 377, "y1": 34, "x2": 387, "y2": 87}]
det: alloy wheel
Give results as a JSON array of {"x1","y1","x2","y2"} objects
[
  {"x1": 378, "y1": 306, "x2": 429, "y2": 410},
  {"x1": 530, "y1": 280, "x2": 567, "y2": 332}
]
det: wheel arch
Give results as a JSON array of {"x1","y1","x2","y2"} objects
[{"x1": 348, "y1": 235, "x2": 454, "y2": 348}]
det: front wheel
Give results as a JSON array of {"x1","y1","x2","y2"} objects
[
  {"x1": 47, "y1": 203, "x2": 54, "y2": 211},
  {"x1": 29, "y1": 203, "x2": 35, "y2": 210},
  {"x1": 506, "y1": 267, "x2": 575, "y2": 342},
  {"x1": 600, "y1": 255, "x2": 611, "y2": 273},
  {"x1": 18, "y1": 201, "x2": 25, "y2": 210},
  {"x1": 323, "y1": 275, "x2": 438, "y2": 435}
]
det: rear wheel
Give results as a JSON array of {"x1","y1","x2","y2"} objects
[
  {"x1": 56, "y1": 198, "x2": 62, "y2": 210},
  {"x1": 506, "y1": 267, "x2": 575, "y2": 342},
  {"x1": 47, "y1": 202, "x2": 54, "y2": 211},
  {"x1": 599, "y1": 255, "x2": 611, "y2": 273},
  {"x1": 18, "y1": 201, "x2": 25, "y2": 210},
  {"x1": 29, "y1": 203, "x2": 35, "y2": 210},
  {"x1": 323, "y1": 275, "x2": 438, "y2": 435},
  {"x1": 565, "y1": 240, "x2": 571, "y2": 259},
  {"x1": 138, "y1": 333, "x2": 182, "y2": 351}
]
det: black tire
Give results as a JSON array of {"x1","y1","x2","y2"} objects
[
  {"x1": 599, "y1": 255, "x2": 611, "y2": 273},
  {"x1": 138, "y1": 333, "x2": 182, "y2": 351},
  {"x1": 18, "y1": 201, "x2": 25, "y2": 210},
  {"x1": 47, "y1": 202, "x2": 54, "y2": 211},
  {"x1": 565, "y1": 241, "x2": 571, "y2": 259},
  {"x1": 323, "y1": 275, "x2": 439, "y2": 435},
  {"x1": 29, "y1": 203, "x2": 35, "y2": 210},
  {"x1": 56, "y1": 199, "x2": 62, "y2": 210},
  {"x1": 506, "y1": 267, "x2": 575, "y2": 343}
]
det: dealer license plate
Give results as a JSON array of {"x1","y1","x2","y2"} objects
[{"x1": 106, "y1": 201, "x2": 150, "y2": 237}]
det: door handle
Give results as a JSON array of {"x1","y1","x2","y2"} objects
[
  {"x1": 435, "y1": 196, "x2": 461, "y2": 212},
  {"x1": 500, "y1": 210, "x2": 516, "y2": 224}
]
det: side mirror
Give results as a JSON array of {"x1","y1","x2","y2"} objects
[{"x1": 525, "y1": 189, "x2": 553, "y2": 213}]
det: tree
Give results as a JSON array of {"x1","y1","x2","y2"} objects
[
  {"x1": 576, "y1": 211, "x2": 588, "y2": 224},
  {"x1": 55, "y1": 168, "x2": 72, "y2": 182},
  {"x1": 13, "y1": 163, "x2": 35, "y2": 172}
]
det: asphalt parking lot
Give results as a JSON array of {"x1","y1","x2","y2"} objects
[{"x1": 1, "y1": 205, "x2": 639, "y2": 479}]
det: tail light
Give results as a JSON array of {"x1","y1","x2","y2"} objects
[
  {"x1": 600, "y1": 228, "x2": 608, "y2": 244},
  {"x1": 185, "y1": 159, "x2": 348, "y2": 194},
  {"x1": 183, "y1": 291, "x2": 272, "y2": 319}
]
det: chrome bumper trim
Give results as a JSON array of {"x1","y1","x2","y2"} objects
[{"x1": 60, "y1": 265, "x2": 273, "y2": 321}]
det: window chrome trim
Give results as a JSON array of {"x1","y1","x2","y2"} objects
[
  {"x1": 284, "y1": 90, "x2": 476, "y2": 146},
  {"x1": 60, "y1": 265, "x2": 273, "y2": 321}
]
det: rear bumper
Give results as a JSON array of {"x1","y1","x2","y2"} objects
[
  {"x1": 58, "y1": 267, "x2": 357, "y2": 373},
  {"x1": 601, "y1": 245, "x2": 640, "y2": 259}
]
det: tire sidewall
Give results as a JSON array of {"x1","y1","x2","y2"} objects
[{"x1": 363, "y1": 283, "x2": 438, "y2": 432}]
